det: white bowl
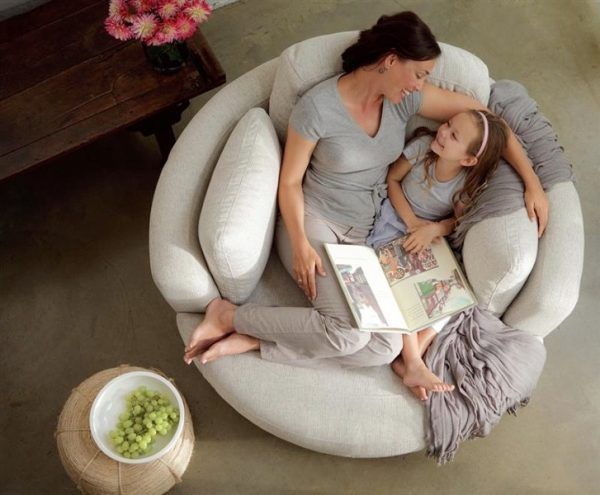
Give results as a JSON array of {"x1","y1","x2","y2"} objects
[{"x1": 89, "y1": 371, "x2": 185, "y2": 464}]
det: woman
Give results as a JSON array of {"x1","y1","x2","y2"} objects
[{"x1": 183, "y1": 11, "x2": 548, "y2": 370}]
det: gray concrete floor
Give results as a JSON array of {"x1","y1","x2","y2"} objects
[{"x1": 1, "y1": 1, "x2": 599, "y2": 493}]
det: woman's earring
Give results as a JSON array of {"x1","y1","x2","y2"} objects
[{"x1": 378, "y1": 67, "x2": 387, "y2": 74}]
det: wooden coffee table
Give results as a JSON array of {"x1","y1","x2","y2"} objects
[{"x1": 0, "y1": 0, "x2": 226, "y2": 182}]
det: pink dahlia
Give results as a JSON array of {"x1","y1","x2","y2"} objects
[
  {"x1": 129, "y1": 13, "x2": 158, "y2": 40},
  {"x1": 185, "y1": 0, "x2": 211, "y2": 23},
  {"x1": 108, "y1": 0, "x2": 128, "y2": 18},
  {"x1": 157, "y1": 0, "x2": 179, "y2": 19},
  {"x1": 131, "y1": 0, "x2": 157, "y2": 14},
  {"x1": 173, "y1": 14, "x2": 196, "y2": 40},
  {"x1": 147, "y1": 20, "x2": 179, "y2": 45},
  {"x1": 104, "y1": 16, "x2": 134, "y2": 40}
]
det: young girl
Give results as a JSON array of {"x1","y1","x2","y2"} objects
[{"x1": 367, "y1": 109, "x2": 509, "y2": 401}]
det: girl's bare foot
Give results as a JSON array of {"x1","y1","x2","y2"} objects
[
  {"x1": 402, "y1": 358, "x2": 454, "y2": 393},
  {"x1": 183, "y1": 298, "x2": 237, "y2": 365},
  {"x1": 198, "y1": 333, "x2": 260, "y2": 364},
  {"x1": 392, "y1": 358, "x2": 428, "y2": 401}
]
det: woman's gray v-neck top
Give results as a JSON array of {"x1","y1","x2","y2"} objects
[{"x1": 289, "y1": 74, "x2": 422, "y2": 230}]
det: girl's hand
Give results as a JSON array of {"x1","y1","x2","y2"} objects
[
  {"x1": 524, "y1": 184, "x2": 549, "y2": 237},
  {"x1": 293, "y1": 239, "x2": 326, "y2": 300},
  {"x1": 403, "y1": 223, "x2": 442, "y2": 254}
]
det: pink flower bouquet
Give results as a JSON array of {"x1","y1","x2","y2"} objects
[{"x1": 105, "y1": 0, "x2": 212, "y2": 46}]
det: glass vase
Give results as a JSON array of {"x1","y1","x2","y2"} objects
[{"x1": 143, "y1": 41, "x2": 190, "y2": 74}]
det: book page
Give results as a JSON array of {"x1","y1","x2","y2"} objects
[
  {"x1": 324, "y1": 244, "x2": 407, "y2": 331},
  {"x1": 374, "y1": 236, "x2": 476, "y2": 331}
]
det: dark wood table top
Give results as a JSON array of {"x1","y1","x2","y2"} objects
[{"x1": 0, "y1": 0, "x2": 225, "y2": 181}]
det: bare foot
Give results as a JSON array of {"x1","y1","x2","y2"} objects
[
  {"x1": 183, "y1": 298, "x2": 237, "y2": 365},
  {"x1": 392, "y1": 358, "x2": 428, "y2": 401},
  {"x1": 402, "y1": 358, "x2": 454, "y2": 393},
  {"x1": 198, "y1": 333, "x2": 260, "y2": 364}
]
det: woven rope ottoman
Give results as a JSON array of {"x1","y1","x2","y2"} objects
[{"x1": 56, "y1": 365, "x2": 194, "y2": 495}]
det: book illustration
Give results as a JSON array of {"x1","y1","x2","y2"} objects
[
  {"x1": 336, "y1": 264, "x2": 388, "y2": 328},
  {"x1": 414, "y1": 269, "x2": 471, "y2": 319},
  {"x1": 376, "y1": 236, "x2": 439, "y2": 286}
]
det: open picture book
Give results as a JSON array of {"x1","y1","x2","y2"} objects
[{"x1": 324, "y1": 236, "x2": 477, "y2": 334}]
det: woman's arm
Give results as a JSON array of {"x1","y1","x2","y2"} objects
[
  {"x1": 279, "y1": 126, "x2": 325, "y2": 300},
  {"x1": 418, "y1": 83, "x2": 548, "y2": 237}
]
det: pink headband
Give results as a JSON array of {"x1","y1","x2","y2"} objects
[{"x1": 475, "y1": 111, "x2": 489, "y2": 158}]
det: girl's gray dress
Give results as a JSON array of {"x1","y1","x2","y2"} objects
[{"x1": 367, "y1": 135, "x2": 466, "y2": 249}]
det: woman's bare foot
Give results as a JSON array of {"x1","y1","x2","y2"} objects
[
  {"x1": 183, "y1": 298, "x2": 237, "y2": 365},
  {"x1": 402, "y1": 358, "x2": 454, "y2": 393},
  {"x1": 392, "y1": 358, "x2": 428, "y2": 401},
  {"x1": 198, "y1": 333, "x2": 260, "y2": 364}
]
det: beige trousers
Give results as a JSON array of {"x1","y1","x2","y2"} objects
[{"x1": 233, "y1": 212, "x2": 404, "y2": 368}]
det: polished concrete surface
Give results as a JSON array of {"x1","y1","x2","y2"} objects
[{"x1": 1, "y1": 1, "x2": 599, "y2": 493}]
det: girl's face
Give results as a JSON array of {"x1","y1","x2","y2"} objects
[
  {"x1": 384, "y1": 56, "x2": 435, "y2": 104},
  {"x1": 430, "y1": 112, "x2": 480, "y2": 166}
]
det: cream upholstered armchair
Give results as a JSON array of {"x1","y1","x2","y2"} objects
[{"x1": 149, "y1": 32, "x2": 584, "y2": 458}]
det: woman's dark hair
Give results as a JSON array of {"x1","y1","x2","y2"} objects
[{"x1": 341, "y1": 12, "x2": 441, "y2": 73}]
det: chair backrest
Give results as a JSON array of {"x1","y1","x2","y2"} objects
[{"x1": 268, "y1": 31, "x2": 492, "y2": 143}]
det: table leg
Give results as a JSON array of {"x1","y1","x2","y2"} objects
[
  {"x1": 154, "y1": 124, "x2": 176, "y2": 162},
  {"x1": 131, "y1": 100, "x2": 190, "y2": 163}
]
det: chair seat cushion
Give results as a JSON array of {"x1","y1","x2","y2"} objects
[
  {"x1": 199, "y1": 107, "x2": 281, "y2": 304},
  {"x1": 177, "y1": 267, "x2": 427, "y2": 457}
]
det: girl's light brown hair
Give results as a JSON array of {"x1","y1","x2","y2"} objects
[{"x1": 412, "y1": 110, "x2": 509, "y2": 215}]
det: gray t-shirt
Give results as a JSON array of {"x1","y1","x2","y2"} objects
[
  {"x1": 289, "y1": 74, "x2": 422, "y2": 230},
  {"x1": 366, "y1": 135, "x2": 466, "y2": 248},
  {"x1": 401, "y1": 135, "x2": 466, "y2": 221}
]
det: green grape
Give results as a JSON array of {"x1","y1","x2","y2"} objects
[{"x1": 111, "y1": 386, "x2": 181, "y2": 458}]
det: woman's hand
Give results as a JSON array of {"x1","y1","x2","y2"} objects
[
  {"x1": 403, "y1": 222, "x2": 442, "y2": 254},
  {"x1": 524, "y1": 183, "x2": 549, "y2": 237},
  {"x1": 293, "y1": 239, "x2": 327, "y2": 300}
]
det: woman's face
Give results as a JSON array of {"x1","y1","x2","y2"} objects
[
  {"x1": 385, "y1": 56, "x2": 436, "y2": 104},
  {"x1": 430, "y1": 112, "x2": 479, "y2": 165}
]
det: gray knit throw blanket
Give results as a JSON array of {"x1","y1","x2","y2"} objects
[
  {"x1": 449, "y1": 80, "x2": 574, "y2": 249},
  {"x1": 423, "y1": 80, "x2": 574, "y2": 464},
  {"x1": 424, "y1": 306, "x2": 546, "y2": 464}
]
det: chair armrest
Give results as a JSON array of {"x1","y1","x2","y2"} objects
[
  {"x1": 502, "y1": 182, "x2": 584, "y2": 337},
  {"x1": 149, "y1": 58, "x2": 279, "y2": 313}
]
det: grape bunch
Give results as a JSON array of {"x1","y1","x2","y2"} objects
[{"x1": 109, "y1": 386, "x2": 180, "y2": 459}]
